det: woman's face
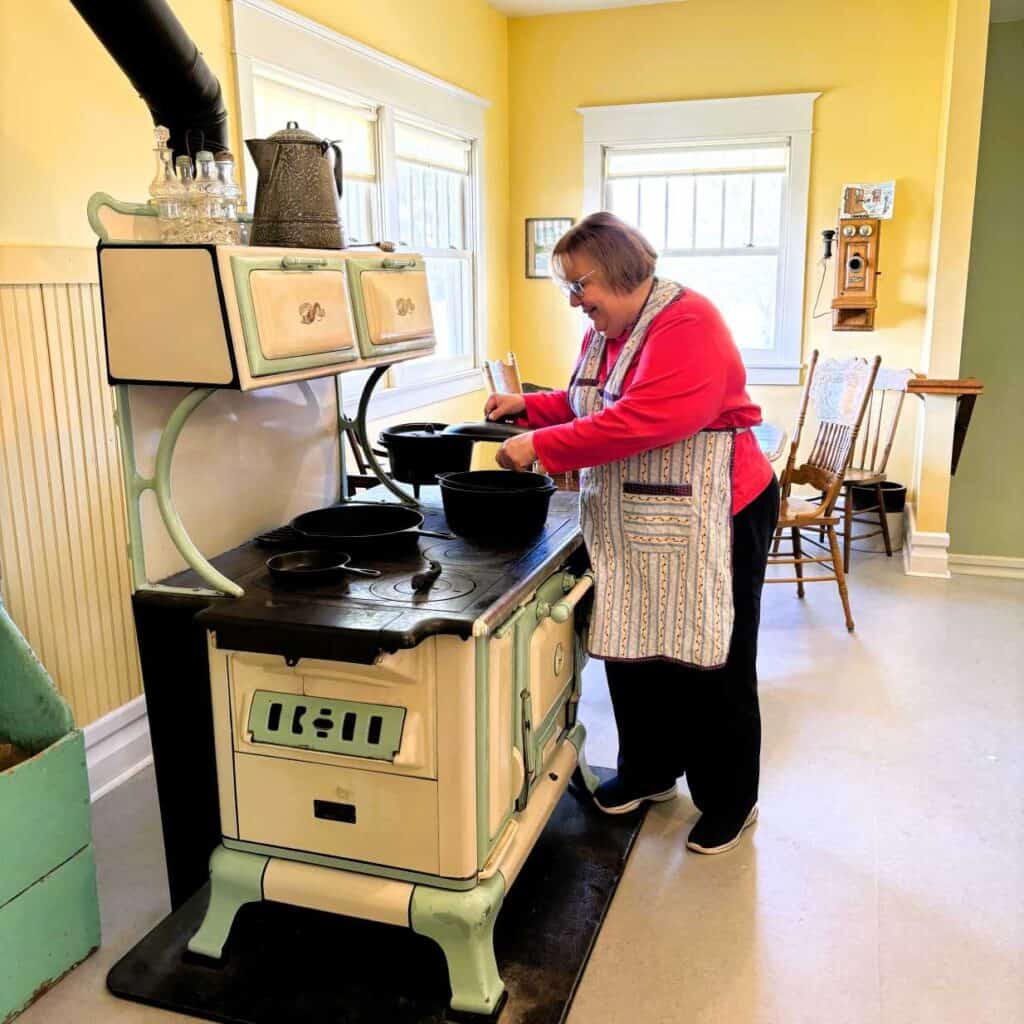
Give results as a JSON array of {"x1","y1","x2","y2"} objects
[{"x1": 557, "y1": 252, "x2": 647, "y2": 339}]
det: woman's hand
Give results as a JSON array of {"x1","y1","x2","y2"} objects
[
  {"x1": 496, "y1": 432, "x2": 537, "y2": 471},
  {"x1": 484, "y1": 392, "x2": 526, "y2": 422}
]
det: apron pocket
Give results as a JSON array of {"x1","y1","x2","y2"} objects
[{"x1": 621, "y1": 482, "x2": 694, "y2": 552}]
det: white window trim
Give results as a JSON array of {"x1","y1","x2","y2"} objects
[
  {"x1": 579, "y1": 93, "x2": 820, "y2": 386},
  {"x1": 232, "y1": 0, "x2": 489, "y2": 417}
]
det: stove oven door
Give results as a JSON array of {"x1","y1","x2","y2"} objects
[{"x1": 515, "y1": 571, "x2": 592, "y2": 806}]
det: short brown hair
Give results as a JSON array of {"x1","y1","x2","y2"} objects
[{"x1": 551, "y1": 212, "x2": 657, "y2": 294}]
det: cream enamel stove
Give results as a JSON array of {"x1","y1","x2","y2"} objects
[
  {"x1": 187, "y1": 502, "x2": 594, "y2": 1018},
  {"x1": 90, "y1": 196, "x2": 594, "y2": 1017}
]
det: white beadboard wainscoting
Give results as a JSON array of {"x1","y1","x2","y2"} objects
[{"x1": 0, "y1": 247, "x2": 144, "y2": 731}]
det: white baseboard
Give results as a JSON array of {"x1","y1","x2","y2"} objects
[
  {"x1": 902, "y1": 505, "x2": 951, "y2": 579},
  {"x1": 949, "y1": 553, "x2": 1024, "y2": 580},
  {"x1": 83, "y1": 695, "x2": 152, "y2": 802}
]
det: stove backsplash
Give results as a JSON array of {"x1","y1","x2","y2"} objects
[{"x1": 129, "y1": 381, "x2": 341, "y2": 582}]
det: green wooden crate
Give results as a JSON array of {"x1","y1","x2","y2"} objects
[{"x1": 0, "y1": 604, "x2": 100, "y2": 1021}]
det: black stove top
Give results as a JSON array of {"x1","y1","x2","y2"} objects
[{"x1": 186, "y1": 492, "x2": 583, "y2": 665}]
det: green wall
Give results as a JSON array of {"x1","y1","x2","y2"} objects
[{"x1": 948, "y1": 19, "x2": 1024, "y2": 559}]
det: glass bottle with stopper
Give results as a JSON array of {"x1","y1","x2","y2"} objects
[
  {"x1": 214, "y1": 150, "x2": 242, "y2": 244},
  {"x1": 175, "y1": 154, "x2": 197, "y2": 238},
  {"x1": 147, "y1": 126, "x2": 184, "y2": 241},
  {"x1": 192, "y1": 150, "x2": 225, "y2": 243}
]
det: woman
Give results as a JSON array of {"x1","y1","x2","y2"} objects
[{"x1": 488, "y1": 212, "x2": 779, "y2": 855}]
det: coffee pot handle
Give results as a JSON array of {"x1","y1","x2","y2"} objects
[{"x1": 329, "y1": 141, "x2": 344, "y2": 199}]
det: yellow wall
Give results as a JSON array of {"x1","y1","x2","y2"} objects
[{"x1": 508, "y1": 0, "x2": 954, "y2": 491}]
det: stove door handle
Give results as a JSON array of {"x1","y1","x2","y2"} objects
[{"x1": 547, "y1": 573, "x2": 594, "y2": 623}]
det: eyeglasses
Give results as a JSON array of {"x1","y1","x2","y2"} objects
[{"x1": 557, "y1": 269, "x2": 596, "y2": 298}]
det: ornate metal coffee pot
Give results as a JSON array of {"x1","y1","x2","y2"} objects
[{"x1": 246, "y1": 122, "x2": 345, "y2": 248}]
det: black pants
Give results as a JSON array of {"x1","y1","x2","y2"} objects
[{"x1": 604, "y1": 476, "x2": 780, "y2": 818}]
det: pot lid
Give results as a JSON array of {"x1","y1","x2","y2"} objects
[{"x1": 266, "y1": 121, "x2": 325, "y2": 145}]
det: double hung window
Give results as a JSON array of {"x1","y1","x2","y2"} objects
[
  {"x1": 582, "y1": 94, "x2": 818, "y2": 384},
  {"x1": 235, "y1": 0, "x2": 487, "y2": 411}
]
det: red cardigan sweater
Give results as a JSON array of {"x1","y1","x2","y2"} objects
[{"x1": 524, "y1": 289, "x2": 773, "y2": 515}]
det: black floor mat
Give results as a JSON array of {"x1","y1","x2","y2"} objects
[{"x1": 108, "y1": 769, "x2": 644, "y2": 1024}]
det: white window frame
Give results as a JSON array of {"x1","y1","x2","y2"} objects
[
  {"x1": 580, "y1": 93, "x2": 820, "y2": 386},
  {"x1": 232, "y1": 0, "x2": 489, "y2": 416}
]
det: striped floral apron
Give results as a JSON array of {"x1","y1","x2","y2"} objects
[{"x1": 570, "y1": 279, "x2": 736, "y2": 669}]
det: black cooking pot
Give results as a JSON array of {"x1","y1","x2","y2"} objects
[
  {"x1": 437, "y1": 470, "x2": 556, "y2": 542},
  {"x1": 437, "y1": 469, "x2": 553, "y2": 493},
  {"x1": 378, "y1": 422, "x2": 474, "y2": 485}
]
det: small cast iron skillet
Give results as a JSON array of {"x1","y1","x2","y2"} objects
[{"x1": 266, "y1": 550, "x2": 381, "y2": 586}]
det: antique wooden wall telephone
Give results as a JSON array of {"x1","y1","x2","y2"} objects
[{"x1": 815, "y1": 183, "x2": 893, "y2": 331}]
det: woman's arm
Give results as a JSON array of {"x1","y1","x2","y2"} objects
[
  {"x1": 521, "y1": 388, "x2": 574, "y2": 428},
  {"x1": 531, "y1": 304, "x2": 729, "y2": 475}
]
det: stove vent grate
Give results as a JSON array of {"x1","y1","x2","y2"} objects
[{"x1": 247, "y1": 690, "x2": 405, "y2": 761}]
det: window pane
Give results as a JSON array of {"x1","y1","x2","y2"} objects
[
  {"x1": 608, "y1": 144, "x2": 787, "y2": 177},
  {"x1": 396, "y1": 121, "x2": 471, "y2": 172},
  {"x1": 607, "y1": 177, "x2": 640, "y2": 225},
  {"x1": 694, "y1": 176, "x2": 724, "y2": 248},
  {"x1": 252, "y1": 74, "x2": 377, "y2": 179},
  {"x1": 639, "y1": 178, "x2": 667, "y2": 252},
  {"x1": 398, "y1": 162, "x2": 412, "y2": 245},
  {"x1": 666, "y1": 177, "x2": 695, "y2": 249},
  {"x1": 753, "y1": 172, "x2": 784, "y2": 247},
  {"x1": 398, "y1": 160, "x2": 466, "y2": 249},
  {"x1": 659, "y1": 254, "x2": 777, "y2": 349},
  {"x1": 343, "y1": 180, "x2": 376, "y2": 244},
  {"x1": 251, "y1": 71, "x2": 380, "y2": 242},
  {"x1": 425, "y1": 256, "x2": 472, "y2": 359},
  {"x1": 723, "y1": 174, "x2": 754, "y2": 248}
]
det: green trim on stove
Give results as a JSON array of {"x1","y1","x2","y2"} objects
[
  {"x1": 229, "y1": 255, "x2": 360, "y2": 377},
  {"x1": 87, "y1": 192, "x2": 155, "y2": 243},
  {"x1": 222, "y1": 837, "x2": 479, "y2": 892},
  {"x1": 247, "y1": 690, "x2": 406, "y2": 760},
  {"x1": 114, "y1": 384, "x2": 242, "y2": 597}
]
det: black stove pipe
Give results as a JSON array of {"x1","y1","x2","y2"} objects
[{"x1": 70, "y1": 0, "x2": 229, "y2": 157}]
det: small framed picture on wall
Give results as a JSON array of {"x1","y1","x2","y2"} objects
[{"x1": 526, "y1": 218, "x2": 573, "y2": 278}]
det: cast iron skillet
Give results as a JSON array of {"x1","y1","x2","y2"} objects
[
  {"x1": 266, "y1": 550, "x2": 381, "y2": 586},
  {"x1": 290, "y1": 503, "x2": 454, "y2": 556}
]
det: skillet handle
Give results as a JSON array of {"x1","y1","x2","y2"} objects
[
  {"x1": 411, "y1": 528, "x2": 456, "y2": 540},
  {"x1": 340, "y1": 565, "x2": 381, "y2": 578}
]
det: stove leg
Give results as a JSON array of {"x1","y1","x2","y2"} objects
[
  {"x1": 411, "y1": 874, "x2": 506, "y2": 1016},
  {"x1": 567, "y1": 721, "x2": 599, "y2": 795},
  {"x1": 187, "y1": 845, "x2": 268, "y2": 960}
]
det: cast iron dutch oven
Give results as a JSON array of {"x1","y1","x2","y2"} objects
[
  {"x1": 437, "y1": 470, "x2": 557, "y2": 543},
  {"x1": 377, "y1": 422, "x2": 474, "y2": 485}
]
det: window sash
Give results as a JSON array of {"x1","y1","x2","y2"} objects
[{"x1": 603, "y1": 141, "x2": 790, "y2": 361}]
